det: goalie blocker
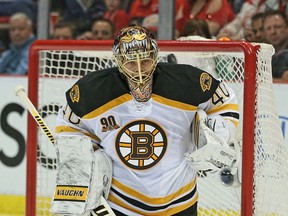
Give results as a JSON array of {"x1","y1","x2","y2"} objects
[
  {"x1": 185, "y1": 109, "x2": 241, "y2": 186},
  {"x1": 50, "y1": 135, "x2": 113, "y2": 215}
]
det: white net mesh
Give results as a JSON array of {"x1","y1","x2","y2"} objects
[
  {"x1": 252, "y1": 44, "x2": 288, "y2": 215},
  {"x1": 27, "y1": 41, "x2": 288, "y2": 216}
]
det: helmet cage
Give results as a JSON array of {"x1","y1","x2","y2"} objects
[{"x1": 114, "y1": 50, "x2": 158, "y2": 85}]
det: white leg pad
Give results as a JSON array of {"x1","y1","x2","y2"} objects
[{"x1": 50, "y1": 135, "x2": 112, "y2": 215}]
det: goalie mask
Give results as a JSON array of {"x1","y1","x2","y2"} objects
[{"x1": 113, "y1": 26, "x2": 159, "y2": 102}]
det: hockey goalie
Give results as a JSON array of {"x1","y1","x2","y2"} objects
[{"x1": 50, "y1": 26, "x2": 242, "y2": 216}]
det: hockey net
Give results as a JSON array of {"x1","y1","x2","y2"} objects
[{"x1": 26, "y1": 40, "x2": 288, "y2": 216}]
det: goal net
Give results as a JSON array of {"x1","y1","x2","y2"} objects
[{"x1": 26, "y1": 40, "x2": 288, "y2": 216}]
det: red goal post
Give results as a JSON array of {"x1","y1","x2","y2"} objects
[{"x1": 26, "y1": 40, "x2": 288, "y2": 216}]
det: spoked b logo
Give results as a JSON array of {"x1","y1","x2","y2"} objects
[{"x1": 115, "y1": 120, "x2": 167, "y2": 170}]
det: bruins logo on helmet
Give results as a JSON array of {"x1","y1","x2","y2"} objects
[
  {"x1": 115, "y1": 120, "x2": 167, "y2": 170},
  {"x1": 200, "y1": 72, "x2": 212, "y2": 92},
  {"x1": 113, "y1": 26, "x2": 158, "y2": 55},
  {"x1": 70, "y1": 85, "x2": 80, "y2": 103}
]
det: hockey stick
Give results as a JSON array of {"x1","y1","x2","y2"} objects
[{"x1": 14, "y1": 85, "x2": 115, "y2": 216}]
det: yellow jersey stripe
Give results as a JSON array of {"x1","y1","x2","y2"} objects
[
  {"x1": 152, "y1": 94, "x2": 198, "y2": 111},
  {"x1": 109, "y1": 189, "x2": 198, "y2": 216},
  {"x1": 207, "y1": 103, "x2": 239, "y2": 115},
  {"x1": 83, "y1": 94, "x2": 131, "y2": 119},
  {"x1": 112, "y1": 177, "x2": 196, "y2": 205},
  {"x1": 55, "y1": 125, "x2": 101, "y2": 142}
]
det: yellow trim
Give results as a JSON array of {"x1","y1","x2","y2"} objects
[
  {"x1": 206, "y1": 103, "x2": 239, "y2": 115},
  {"x1": 35, "y1": 196, "x2": 53, "y2": 216},
  {"x1": 198, "y1": 208, "x2": 240, "y2": 215},
  {"x1": 55, "y1": 126, "x2": 101, "y2": 142},
  {"x1": 111, "y1": 177, "x2": 196, "y2": 204},
  {"x1": 152, "y1": 94, "x2": 198, "y2": 111},
  {"x1": 0, "y1": 194, "x2": 25, "y2": 215},
  {"x1": 83, "y1": 94, "x2": 132, "y2": 119},
  {"x1": 207, "y1": 103, "x2": 239, "y2": 127}
]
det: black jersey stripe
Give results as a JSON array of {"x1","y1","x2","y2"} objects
[
  {"x1": 220, "y1": 112, "x2": 240, "y2": 119},
  {"x1": 110, "y1": 185, "x2": 197, "y2": 211}
]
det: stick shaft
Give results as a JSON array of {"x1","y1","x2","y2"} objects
[{"x1": 16, "y1": 89, "x2": 55, "y2": 144}]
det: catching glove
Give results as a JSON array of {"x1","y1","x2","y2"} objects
[{"x1": 185, "y1": 109, "x2": 238, "y2": 172}]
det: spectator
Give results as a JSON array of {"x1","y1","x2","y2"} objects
[
  {"x1": 142, "y1": 13, "x2": 159, "y2": 38},
  {"x1": 51, "y1": 22, "x2": 75, "y2": 40},
  {"x1": 228, "y1": 0, "x2": 245, "y2": 13},
  {"x1": 0, "y1": 41, "x2": 5, "y2": 57},
  {"x1": 0, "y1": 29, "x2": 9, "y2": 51},
  {"x1": 0, "y1": 0, "x2": 37, "y2": 47},
  {"x1": 0, "y1": 0, "x2": 37, "y2": 23},
  {"x1": 243, "y1": 23, "x2": 256, "y2": 42},
  {"x1": 128, "y1": 16, "x2": 144, "y2": 26},
  {"x1": 77, "y1": 18, "x2": 115, "y2": 40},
  {"x1": 103, "y1": 0, "x2": 129, "y2": 35},
  {"x1": 177, "y1": 26, "x2": 217, "y2": 78},
  {"x1": 0, "y1": 12, "x2": 36, "y2": 75},
  {"x1": 217, "y1": 1, "x2": 257, "y2": 40},
  {"x1": 128, "y1": 0, "x2": 183, "y2": 25},
  {"x1": 242, "y1": 17, "x2": 256, "y2": 42},
  {"x1": 216, "y1": 0, "x2": 287, "y2": 40},
  {"x1": 251, "y1": 12, "x2": 266, "y2": 43},
  {"x1": 176, "y1": 0, "x2": 235, "y2": 36},
  {"x1": 258, "y1": 0, "x2": 288, "y2": 14},
  {"x1": 49, "y1": 19, "x2": 114, "y2": 76},
  {"x1": 128, "y1": 0, "x2": 159, "y2": 21},
  {"x1": 58, "y1": 0, "x2": 106, "y2": 37},
  {"x1": 263, "y1": 10, "x2": 288, "y2": 81},
  {"x1": 179, "y1": 18, "x2": 212, "y2": 38}
]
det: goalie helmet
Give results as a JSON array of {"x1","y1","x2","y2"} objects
[{"x1": 112, "y1": 26, "x2": 159, "y2": 102}]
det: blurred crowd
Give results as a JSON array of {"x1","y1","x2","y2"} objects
[{"x1": 0, "y1": 0, "x2": 287, "y2": 81}]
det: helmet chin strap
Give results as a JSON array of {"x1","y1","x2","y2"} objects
[{"x1": 136, "y1": 53, "x2": 143, "y2": 85}]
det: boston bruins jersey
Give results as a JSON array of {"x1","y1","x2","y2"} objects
[{"x1": 55, "y1": 62, "x2": 239, "y2": 216}]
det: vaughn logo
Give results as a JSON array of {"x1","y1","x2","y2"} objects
[{"x1": 54, "y1": 185, "x2": 88, "y2": 202}]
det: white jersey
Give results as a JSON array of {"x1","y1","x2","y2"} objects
[{"x1": 55, "y1": 63, "x2": 239, "y2": 215}]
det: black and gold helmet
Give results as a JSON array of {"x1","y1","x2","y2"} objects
[{"x1": 112, "y1": 26, "x2": 159, "y2": 86}]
